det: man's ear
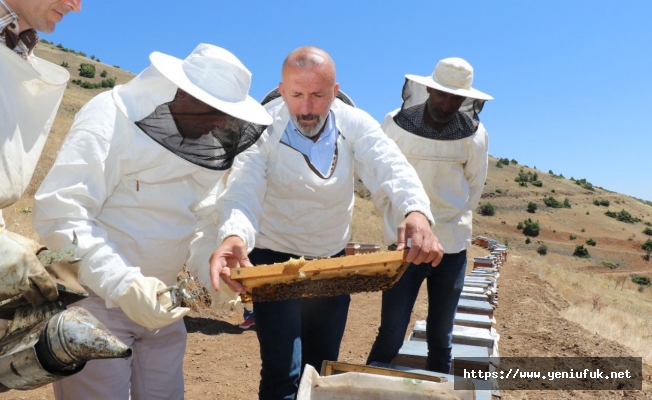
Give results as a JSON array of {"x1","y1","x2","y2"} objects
[
  {"x1": 278, "y1": 82, "x2": 285, "y2": 98},
  {"x1": 333, "y1": 83, "x2": 340, "y2": 98}
]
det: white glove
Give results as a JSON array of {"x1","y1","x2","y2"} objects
[
  {"x1": 208, "y1": 282, "x2": 247, "y2": 310},
  {"x1": 116, "y1": 276, "x2": 189, "y2": 331},
  {"x1": 0, "y1": 228, "x2": 58, "y2": 306}
]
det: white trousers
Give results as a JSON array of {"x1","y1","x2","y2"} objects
[{"x1": 53, "y1": 294, "x2": 187, "y2": 400}]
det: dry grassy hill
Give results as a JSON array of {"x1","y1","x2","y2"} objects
[
  {"x1": 477, "y1": 158, "x2": 652, "y2": 276},
  {"x1": 2, "y1": 42, "x2": 651, "y2": 399}
]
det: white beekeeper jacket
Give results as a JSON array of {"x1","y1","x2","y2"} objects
[
  {"x1": 216, "y1": 97, "x2": 433, "y2": 257},
  {"x1": 376, "y1": 109, "x2": 488, "y2": 253},
  {"x1": 33, "y1": 66, "x2": 234, "y2": 308},
  {"x1": 0, "y1": 45, "x2": 69, "y2": 228}
]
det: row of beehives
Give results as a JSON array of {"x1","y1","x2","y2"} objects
[{"x1": 382, "y1": 236, "x2": 508, "y2": 399}]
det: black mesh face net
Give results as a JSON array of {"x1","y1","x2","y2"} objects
[
  {"x1": 398, "y1": 78, "x2": 485, "y2": 132},
  {"x1": 135, "y1": 103, "x2": 266, "y2": 171}
]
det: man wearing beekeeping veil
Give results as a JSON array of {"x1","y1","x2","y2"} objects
[
  {"x1": 0, "y1": 0, "x2": 82, "y2": 312},
  {"x1": 32, "y1": 43, "x2": 272, "y2": 400}
]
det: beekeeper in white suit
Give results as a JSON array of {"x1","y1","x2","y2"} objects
[
  {"x1": 0, "y1": 0, "x2": 81, "y2": 309},
  {"x1": 33, "y1": 43, "x2": 272, "y2": 400}
]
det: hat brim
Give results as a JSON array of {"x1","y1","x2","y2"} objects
[
  {"x1": 405, "y1": 74, "x2": 494, "y2": 101},
  {"x1": 150, "y1": 52, "x2": 273, "y2": 125}
]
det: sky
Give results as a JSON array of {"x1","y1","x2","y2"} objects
[{"x1": 43, "y1": 1, "x2": 652, "y2": 202}]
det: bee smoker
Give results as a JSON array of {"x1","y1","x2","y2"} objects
[
  {"x1": 0, "y1": 297, "x2": 132, "y2": 391},
  {"x1": 0, "y1": 233, "x2": 132, "y2": 391}
]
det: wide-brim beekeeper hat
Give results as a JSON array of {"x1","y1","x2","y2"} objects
[
  {"x1": 149, "y1": 43, "x2": 272, "y2": 125},
  {"x1": 405, "y1": 57, "x2": 493, "y2": 101}
]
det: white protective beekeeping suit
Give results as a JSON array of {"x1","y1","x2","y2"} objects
[{"x1": 0, "y1": 44, "x2": 68, "y2": 308}]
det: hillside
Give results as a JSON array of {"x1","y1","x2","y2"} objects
[
  {"x1": 1, "y1": 42, "x2": 650, "y2": 399},
  {"x1": 477, "y1": 158, "x2": 652, "y2": 277}
]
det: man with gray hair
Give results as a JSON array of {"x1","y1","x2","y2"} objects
[
  {"x1": 209, "y1": 46, "x2": 444, "y2": 400},
  {"x1": 367, "y1": 57, "x2": 493, "y2": 374}
]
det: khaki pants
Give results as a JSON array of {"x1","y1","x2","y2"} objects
[{"x1": 53, "y1": 294, "x2": 186, "y2": 400}]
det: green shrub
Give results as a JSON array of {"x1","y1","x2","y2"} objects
[
  {"x1": 563, "y1": 198, "x2": 571, "y2": 208},
  {"x1": 510, "y1": 159, "x2": 518, "y2": 164},
  {"x1": 543, "y1": 196, "x2": 563, "y2": 208},
  {"x1": 573, "y1": 245, "x2": 590, "y2": 258},
  {"x1": 495, "y1": 161, "x2": 503, "y2": 168},
  {"x1": 527, "y1": 202, "x2": 537, "y2": 213},
  {"x1": 517, "y1": 221, "x2": 524, "y2": 230},
  {"x1": 643, "y1": 227, "x2": 652, "y2": 236},
  {"x1": 632, "y1": 275, "x2": 651, "y2": 286},
  {"x1": 570, "y1": 234, "x2": 577, "y2": 240},
  {"x1": 100, "y1": 70, "x2": 108, "y2": 77},
  {"x1": 525, "y1": 237, "x2": 531, "y2": 244},
  {"x1": 643, "y1": 239, "x2": 652, "y2": 253},
  {"x1": 101, "y1": 78, "x2": 116, "y2": 88},
  {"x1": 495, "y1": 188, "x2": 502, "y2": 194},
  {"x1": 605, "y1": 209, "x2": 641, "y2": 224},
  {"x1": 601, "y1": 260, "x2": 618, "y2": 269},
  {"x1": 586, "y1": 238, "x2": 596, "y2": 246},
  {"x1": 600, "y1": 199, "x2": 610, "y2": 207},
  {"x1": 574, "y1": 178, "x2": 595, "y2": 192},
  {"x1": 499, "y1": 158, "x2": 510, "y2": 166},
  {"x1": 593, "y1": 199, "x2": 600, "y2": 206},
  {"x1": 479, "y1": 203, "x2": 495, "y2": 216},
  {"x1": 531, "y1": 180, "x2": 543, "y2": 187},
  {"x1": 537, "y1": 244, "x2": 548, "y2": 255},
  {"x1": 60, "y1": 61, "x2": 69, "y2": 68},
  {"x1": 523, "y1": 218, "x2": 540, "y2": 237},
  {"x1": 78, "y1": 63, "x2": 96, "y2": 78}
]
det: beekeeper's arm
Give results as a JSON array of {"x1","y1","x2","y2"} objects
[
  {"x1": 185, "y1": 178, "x2": 249, "y2": 309},
  {"x1": 208, "y1": 129, "x2": 272, "y2": 294},
  {"x1": 33, "y1": 96, "x2": 187, "y2": 330},
  {"x1": 346, "y1": 105, "x2": 442, "y2": 266},
  {"x1": 465, "y1": 123, "x2": 489, "y2": 211}
]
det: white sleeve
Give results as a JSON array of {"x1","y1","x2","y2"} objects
[
  {"x1": 465, "y1": 124, "x2": 489, "y2": 210},
  {"x1": 32, "y1": 95, "x2": 143, "y2": 308},
  {"x1": 350, "y1": 109, "x2": 433, "y2": 224},
  {"x1": 184, "y1": 177, "x2": 239, "y2": 304},
  {"x1": 215, "y1": 130, "x2": 271, "y2": 253}
]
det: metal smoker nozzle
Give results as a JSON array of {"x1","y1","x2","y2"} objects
[
  {"x1": 0, "y1": 306, "x2": 132, "y2": 391},
  {"x1": 39, "y1": 306, "x2": 132, "y2": 371}
]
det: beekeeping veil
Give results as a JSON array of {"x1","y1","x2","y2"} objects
[
  {"x1": 395, "y1": 57, "x2": 493, "y2": 138},
  {"x1": 117, "y1": 44, "x2": 272, "y2": 170},
  {"x1": 0, "y1": 45, "x2": 69, "y2": 226}
]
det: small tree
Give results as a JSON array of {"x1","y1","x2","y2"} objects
[
  {"x1": 100, "y1": 69, "x2": 108, "y2": 77},
  {"x1": 573, "y1": 245, "x2": 590, "y2": 258},
  {"x1": 479, "y1": 203, "x2": 495, "y2": 216},
  {"x1": 525, "y1": 237, "x2": 531, "y2": 244},
  {"x1": 527, "y1": 202, "x2": 537, "y2": 213},
  {"x1": 643, "y1": 239, "x2": 652, "y2": 253},
  {"x1": 563, "y1": 198, "x2": 571, "y2": 208},
  {"x1": 523, "y1": 218, "x2": 540, "y2": 237},
  {"x1": 78, "y1": 63, "x2": 96, "y2": 78},
  {"x1": 537, "y1": 244, "x2": 548, "y2": 255},
  {"x1": 586, "y1": 238, "x2": 596, "y2": 246}
]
